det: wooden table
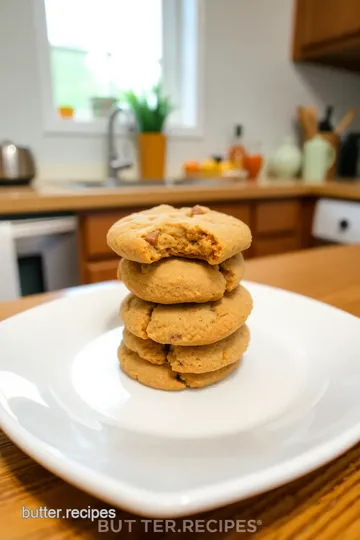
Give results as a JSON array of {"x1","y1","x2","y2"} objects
[{"x1": 1, "y1": 244, "x2": 360, "y2": 539}]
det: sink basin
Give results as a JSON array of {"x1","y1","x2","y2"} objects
[
  {"x1": 67, "y1": 177, "x2": 232, "y2": 189},
  {"x1": 120, "y1": 178, "x2": 228, "y2": 188},
  {"x1": 45, "y1": 177, "x2": 243, "y2": 192}
]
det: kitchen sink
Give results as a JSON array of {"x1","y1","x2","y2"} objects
[
  {"x1": 63, "y1": 177, "x2": 234, "y2": 189},
  {"x1": 45, "y1": 177, "x2": 244, "y2": 193},
  {"x1": 115, "y1": 178, "x2": 229, "y2": 188}
]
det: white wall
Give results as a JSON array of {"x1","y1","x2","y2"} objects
[{"x1": 1, "y1": 0, "x2": 360, "y2": 182}]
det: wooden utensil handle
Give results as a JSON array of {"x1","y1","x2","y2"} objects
[{"x1": 335, "y1": 109, "x2": 356, "y2": 135}]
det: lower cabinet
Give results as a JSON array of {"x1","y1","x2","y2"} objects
[
  {"x1": 209, "y1": 202, "x2": 251, "y2": 225},
  {"x1": 252, "y1": 235, "x2": 302, "y2": 257},
  {"x1": 255, "y1": 200, "x2": 300, "y2": 234},
  {"x1": 84, "y1": 259, "x2": 119, "y2": 284},
  {"x1": 252, "y1": 200, "x2": 303, "y2": 257}
]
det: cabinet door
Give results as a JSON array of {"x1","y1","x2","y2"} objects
[
  {"x1": 255, "y1": 201, "x2": 300, "y2": 234},
  {"x1": 253, "y1": 235, "x2": 301, "y2": 258},
  {"x1": 208, "y1": 202, "x2": 250, "y2": 224},
  {"x1": 85, "y1": 259, "x2": 119, "y2": 284},
  {"x1": 297, "y1": 0, "x2": 360, "y2": 50},
  {"x1": 80, "y1": 207, "x2": 146, "y2": 259}
]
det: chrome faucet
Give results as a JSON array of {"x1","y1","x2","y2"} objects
[{"x1": 107, "y1": 107, "x2": 133, "y2": 182}]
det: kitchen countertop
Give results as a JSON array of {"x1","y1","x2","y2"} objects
[
  {"x1": 1, "y1": 179, "x2": 360, "y2": 215},
  {"x1": 1, "y1": 244, "x2": 360, "y2": 539}
]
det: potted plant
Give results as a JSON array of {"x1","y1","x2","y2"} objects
[{"x1": 122, "y1": 83, "x2": 173, "y2": 181}]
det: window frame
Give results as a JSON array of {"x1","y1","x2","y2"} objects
[{"x1": 33, "y1": 0, "x2": 204, "y2": 138}]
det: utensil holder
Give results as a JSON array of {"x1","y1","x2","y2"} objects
[
  {"x1": 318, "y1": 132, "x2": 339, "y2": 179},
  {"x1": 303, "y1": 132, "x2": 339, "y2": 179}
]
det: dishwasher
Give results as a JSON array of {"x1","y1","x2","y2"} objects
[
  {"x1": 0, "y1": 216, "x2": 79, "y2": 301},
  {"x1": 312, "y1": 199, "x2": 360, "y2": 246}
]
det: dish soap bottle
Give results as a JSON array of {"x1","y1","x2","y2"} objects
[{"x1": 229, "y1": 124, "x2": 246, "y2": 170}]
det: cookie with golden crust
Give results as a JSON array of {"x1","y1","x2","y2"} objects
[
  {"x1": 118, "y1": 344, "x2": 185, "y2": 391},
  {"x1": 122, "y1": 325, "x2": 250, "y2": 373},
  {"x1": 107, "y1": 204, "x2": 251, "y2": 265},
  {"x1": 118, "y1": 344, "x2": 241, "y2": 390},
  {"x1": 118, "y1": 253, "x2": 245, "y2": 304},
  {"x1": 168, "y1": 325, "x2": 250, "y2": 373},
  {"x1": 122, "y1": 328, "x2": 167, "y2": 365},
  {"x1": 120, "y1": 285, "x2": 253, "y2": 346},
  {"x1": 120, "y1": 295, "x2": 156, "y2": 340},
  {"x1": 179, "y1": 360, "x2": 240, "y2": 388}
]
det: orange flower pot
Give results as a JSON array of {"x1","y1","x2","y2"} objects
[{"x1": 138, "y1": 133, "x2": 167, "y2": 181}]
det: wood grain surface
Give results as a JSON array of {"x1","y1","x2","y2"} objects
[
  {"x1": 1, "y1": 180, "x2": 360, "y2": 215},
  {"x1": 1, "y1": 245, "x2": 360, "y2": 539}
]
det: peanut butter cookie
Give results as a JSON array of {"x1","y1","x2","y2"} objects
[
  {"x1": 123, "y1": 325, "x2": 250, "y2": 372},
  {"x1": 107, "y1": 204, "x2": 251, "y2": 265},
  {"x1": 122, "y1": 328, "x2": 167, "y2": 365},
  {"x1": 119, "y1": 253, "x2": 245, "y2": 304},
  {"x1": 118, "y1": 344, "x2": 185, "y2": 391},
  {"x1": 120, "y1": 285, "x2": 253, "y2": 345},
  {"x1": 118, "y1": 344, "x2": 241, "y2": 390},
  {"x1": 179, "y1": 360, "x2": 240, "y2": 388},
  {"x1": 168, "y1": 325, "x2": 250, "y2": 373}
]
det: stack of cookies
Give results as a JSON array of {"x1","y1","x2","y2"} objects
[{"x1": 106, "y1": 204, "x2": 253, "y2": 391}]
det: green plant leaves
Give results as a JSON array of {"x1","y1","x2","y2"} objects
[{"x1": 121, "y1": 84, "x2": 174, "y2": 133}]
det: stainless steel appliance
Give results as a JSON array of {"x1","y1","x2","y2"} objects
[
  {"x1": 0, "y1": 217, "x2": 78, "y2": 301},
  {"x1": 0, "y1": 140, "x2": 36, "y2": 185}
]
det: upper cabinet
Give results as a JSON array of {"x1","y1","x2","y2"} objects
[{"x1": 292, "y1": 0, "x2": 360, "y2": 72}]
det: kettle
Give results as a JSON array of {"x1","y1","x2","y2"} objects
[
  {"x1": 0, "y1": 140, "x2": 36, "y2": 185},
  {"x1": 270, "y1": 137, "x2": 302, "y2": 178}
]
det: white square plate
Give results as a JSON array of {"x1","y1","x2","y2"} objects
[{"x1": 1, "y1": 282, "x2": 360, "y2": 517}]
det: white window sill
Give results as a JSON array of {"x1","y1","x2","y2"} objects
[{"x1": 44, "y1": 118, "x2": 203, "y2": 139}]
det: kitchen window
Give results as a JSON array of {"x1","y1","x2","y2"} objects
[{"x1": 34, "y1": 0, "x2": 203, "y2": 136}]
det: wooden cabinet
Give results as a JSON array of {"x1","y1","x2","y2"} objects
[
  {"x1": 255, "y1": 201, "x2": 300, "y2": 234},
  {"x1": 296, "y1": 0, "x2": 360, "y2": 48},
  {"x1": 81, "y1": 207, "x2": 144, "y2": 258},
  {"x1": 253, "y1": 235, "x2": 302, "y2": 258},
  {"x1": 209, "y1": 203, "x2": 251, "y2": 225},
  {"x1": 84, "y1": 259, "x2": 119, "y2": 284},
  {"x1": 252, "y1": 200, "x2": 302, "y2": 258},
  {"x1": 78, "y1": 198, "x2": 313, "y2": 285},
  {"x1": 293, "y1": 0, "x2": 360, "y2": 71},
  {"x1": 78, "y1": 207, "x2": 146, "y2": 284}
]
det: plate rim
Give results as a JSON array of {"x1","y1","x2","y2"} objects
[{"x1": 2, "y1": 406, "x2": 360, "y2": 517}]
